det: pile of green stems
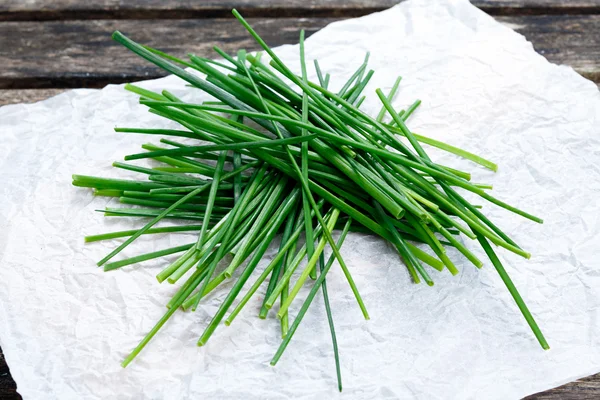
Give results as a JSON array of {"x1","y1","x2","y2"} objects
[{"x1": 72, "y1": 10, "x2": 549, "y2": 390}]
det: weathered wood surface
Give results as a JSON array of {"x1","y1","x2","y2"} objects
[
  {"x1": 0, "y1": 18, "x2": 334, "y2": 89},
  {"x1": 0, "y1": 15, "x2": 598, "y2": 92},
  {"x1": 1, "y1": 1, "x2": 600, "y2": 399},
  {"x1": 1, "y1": 0, "x2": 599, "y2": 20},
  {"x1": 0, "y1": 89, "x2": 67, "y2": 106},
  {"x1": 525, "y1": 373, "x2": 600, "y2": 399},
  {"x1": 0, "y1": 347, "x2": 21, "y2": 400},
  {"x1": 501, "y1": 15, "x2": 600, "y2": 83}
]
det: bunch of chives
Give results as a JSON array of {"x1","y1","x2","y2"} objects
[{"x1": 73, "y1": 9, "x2": 548, "y2": 391}]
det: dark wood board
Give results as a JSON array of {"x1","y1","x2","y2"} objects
[
  {"x1": 500, "y1": 14, "x2": 600, "y2": 83},
  {"x1": 0, "y1": 18, "x2": 334, "y2": 89},
  {"x1": 0, "y1": 89, "x2": 67, "y2": 106},
  {"x1": 1, "y1": 0, "x2": 600, "y2": 20},
  {"x1": 525, "y1": 373, "x2": 600, "y2": 399},
  {"x1": 0, "y1": 347, "x2": 21, "y2": 400},
  {"x1": 1, "y1": 0, "x2": 600, "y2": 399},
  {"x1": 0, "y1": 15, "x2": 598, "y2": 91}
]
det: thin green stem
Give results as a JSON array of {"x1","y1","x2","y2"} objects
[
  {"x1": 271, "y1": 218, "x2": 351, "y2": 366},
  {"x1": 196, "y1": 151, "x2": 227, "y2": 250},
  {"x1": 318, "y1": 251, "x2": 343, "y2": 392},
  {"x1": 476, "y1": 234, "x2": 549, "y2": 350}
]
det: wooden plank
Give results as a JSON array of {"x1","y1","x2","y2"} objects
[
  {"x1": 0, "y1": 18, "x2": 335, "y2": 90},
  {"x1": 0, "y1": 89, "x2": 67, "y2": 106},
  {"x1": 4, "y1": 0, "x2": 398, "y2": 20},
  {"x1": 1, "y1": 6, "x2": 600, "y2": 400},
  {"x1": 526, "y1": 373, "x2": 600, "y2": 399},
  {"x1": 0, "y1": 347, "x2": 21, "y2": 400},
  {"x1": 498, "y1": 15, "x2": 600, "y2": 83},
  {"x1": 0, "y1": 0, "x2": 599, "y2": 21},
  {"x1": 480, "y1": 0, "x2": 600, "y2": 15},
  {"x1": 0, "y1": 15, "x2": 598, "y2": 91}
]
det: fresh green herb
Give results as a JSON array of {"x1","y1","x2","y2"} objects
[{"x1": 74, "y1": 10, "x2": 547, "y2": 390}]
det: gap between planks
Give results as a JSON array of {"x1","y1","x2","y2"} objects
[{"x1": 0, "y1": 0, "x2": 600, "y2": 21}]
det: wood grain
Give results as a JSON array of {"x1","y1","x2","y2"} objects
[
  {"x1": 1, "y1": 0, "x2": 599, "y2": 20},
  {"x1": 0, "y1": 15, "x2": 598, "y2": 91},
  {"x1": 1, "y1": 1, "x2": 600, "y2": 399},
  {"x1": 0, "y1": 347, "x2": 21, "y2": 400},
  {"x1": 0, "y1": 18, "x2": 334, "y2": 89},
  {"x1": 498, "y1": 15, "x2": 600, "y2": 83},
  {"x1": 0, "y1": 89, "x2": 67, "y2": 106},
  {"x1": 526, "y1": 373, "x2": 600, "y2": 399}
]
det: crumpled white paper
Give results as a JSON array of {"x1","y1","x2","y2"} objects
[{"x1": 1, "y1": 0, "x2": 599, "y2": 399}]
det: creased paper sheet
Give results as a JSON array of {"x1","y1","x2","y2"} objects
[{"x1": 1, "y1": 0, "x2": 599, "y2": 399}]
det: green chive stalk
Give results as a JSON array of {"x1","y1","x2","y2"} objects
[{"x1": 73, "y1": 11, "x2": 548, "y2": 389}]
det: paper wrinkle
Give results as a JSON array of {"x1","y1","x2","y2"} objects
[{"x1": 1, "y1": 0, "x2": 600, "y2": 399}]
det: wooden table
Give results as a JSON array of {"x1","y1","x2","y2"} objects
[{"x1": 0, "y1": 1, "x2": 598, "y2": 398}]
